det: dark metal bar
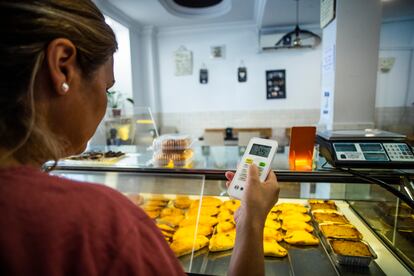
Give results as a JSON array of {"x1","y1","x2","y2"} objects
[{"x1": 47, "y1": 164, "x2": 412, "y2": 184}]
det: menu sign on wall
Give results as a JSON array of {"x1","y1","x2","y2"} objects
[{"x1": 266, "y1": 70, "x2": 286, "y2": 99}]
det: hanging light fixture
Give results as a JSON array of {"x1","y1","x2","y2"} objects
[{"x1": 267, "y1": 0, "x2": 321, "y2": 50}]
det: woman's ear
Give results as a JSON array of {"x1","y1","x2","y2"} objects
[{"x1": 46, "y1": 38, "x2": 78, "y2": 95}]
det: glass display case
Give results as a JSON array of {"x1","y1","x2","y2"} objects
[{"x1": 48, "y1": 145, "x2": 414, "y2": 275}]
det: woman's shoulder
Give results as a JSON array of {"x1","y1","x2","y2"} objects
[{"x1": 0, "y1": 165, "x2": 148, "y2": 223}]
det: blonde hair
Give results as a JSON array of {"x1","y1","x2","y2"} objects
[{"x1": 0, "y1": 0, "x2": 117, "y2": 164}]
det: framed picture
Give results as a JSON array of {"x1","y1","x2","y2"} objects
[
  {"x1": 266, "y1": 70, "x2": 286, "y2": 99},
  {"x1": 210, "y1": 45, "x2": 226, "y2": 59}
]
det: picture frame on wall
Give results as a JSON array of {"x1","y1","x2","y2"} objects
[
  {"x1": 210, "y1": 45, "x2": 226, "y2": 59},
  {"x1": 266, "y1": 70, "x2": 286, "y2": 99}
]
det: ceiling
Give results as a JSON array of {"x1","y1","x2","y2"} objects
[{"x1": 104, "y1": 0, "x2": 414, "y2": 29}]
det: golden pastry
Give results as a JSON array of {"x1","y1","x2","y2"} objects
[
  {"x1": 284, "y1": 230, "x2": 319, "y2": 245},
  {"x1": 266, "y1": 212, "x2": 278, "y2": 220},
  {"x1": 158, "y1": 215, "x2": 184, "y2": 227},
  {"x1": 161, "y1": 230, "x2": 173, "y2": 238},
  {"x1": 142, "y1": 205, "x2": 163, "y2": 212},
  {"x1": 179, "y1": 216, "x2": 218, "y2": 227},
  {"x1": 160, "y1": 207, "x2": 184, "y2": 218},
  {"x1": 170, "y1": 235, "x2": 209, "y2": 257},
  {"x1": 272, "y1": 203, "x2": 308, "y2": 213},
  {"x1": 174, "y1": 196, "x2": 192, "y2": 209},
  {"x1": 173, "y1": 225, "x2": 213, "y2": 240},
  {"x1": 157, "y1": 223, "x2": 175, "y2": 233},
  {"x1": 145, "y1": 199, "x2": 168, "y2": 208},
  {"x1": 190, "y1": 197, "x2": 222, "y2": 208},
  {"x1": 319, "y1": 224, "x2": 362, "y2": 240},
  {"x1": 144, "y1": 210, "x2": 160, "y2": 219},
  {"x1": 187, "y1": 206, "x2": 220, "y2": 216},
  {"x1": 263, "y1": 227, "x2": 283, "y2": 242},
  {"x1": 312, "y1": 211, "x2": 348, "y2": 224},
  {"x1": 265, "y1": 219, "x2": 281, "y2": 230},
  {"x1": 216, "y1": 221, "x2": 236, "y2": 233},
  {"x1": 263, "y1": 239, "x2": 288, "y2": 257},
  {"x1": 282, "y1": 220, "x2": 313, "y2": 232},
  {"x1": 279, "y1": 212, "x2": 311, "y2": 222},
  {"x1": 222, "y1": 199, "x2": 241, "y2": 212},
  {"x1": 217, "y1": 210, "x2": 234, "y2": 222},
  {"x1": 209, "y1": 232, "x2": 236, "y2": 252},
  {"x1": 309, "y1": 200, "x2": 336, "y2": 211}
]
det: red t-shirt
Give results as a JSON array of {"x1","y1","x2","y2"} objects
[{"x1": 0, "y1": 166, "x2": 185, "y2": 276}]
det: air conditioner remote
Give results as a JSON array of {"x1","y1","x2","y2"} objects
[{"x1": 228, "y1": 138, "x2": 278, "y2": 199}]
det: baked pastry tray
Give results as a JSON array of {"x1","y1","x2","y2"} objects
[{"x1": 178, "y1": 199, "x2": 388, "y2": 276}]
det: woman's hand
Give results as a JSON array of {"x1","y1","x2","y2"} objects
[{"x1": 225, "y1": 164, "x2": 279, "y2": 226}]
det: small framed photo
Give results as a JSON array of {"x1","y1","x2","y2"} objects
[{"x1": 210, "y1": 45, "x2": 226, "y2": 59}]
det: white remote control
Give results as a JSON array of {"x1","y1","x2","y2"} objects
[{"x1": 228, "y1": 138, "x2": 278, "y2": 199}]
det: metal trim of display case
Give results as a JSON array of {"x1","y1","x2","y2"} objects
[{"x1": 46, "y1": 164, "x2": 410, "y2": 183}]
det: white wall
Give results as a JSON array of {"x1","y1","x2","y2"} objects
[
  {"x1": 104, "y1": 16, "x2": 134, "y2": 114},
  {"x1": 376, "y1": 20, "x2": 414, "y2": 107},
  {"x1": 157, "y1": 25, "x2": 322, "y2": 113}
]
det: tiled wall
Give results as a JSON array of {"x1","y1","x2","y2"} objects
[
  {"x1": 157, "y1": 106, "x2": 414, "y2": 140},
  {"x1": 157, "y1": 109, "x2": 320, "y2": 141},
  {"x1": 375, "y1": 106, "x2": 414, "y2": 135}
]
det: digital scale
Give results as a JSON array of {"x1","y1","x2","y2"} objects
[{"x1": 316, "y1": 130, "x2": 414, "y2": 169}]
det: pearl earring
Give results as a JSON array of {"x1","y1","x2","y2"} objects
[{"x1": 62, "y1": 82, "x2": 69, "y2": 93}]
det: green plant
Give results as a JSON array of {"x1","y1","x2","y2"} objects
[{"x1": 106, "y1": 90, "x2": 134, "y2": 109}]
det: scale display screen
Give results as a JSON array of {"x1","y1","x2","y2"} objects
[
  {"x1": 360, "y1": 143, "x2": 383, "y2": 152},
  {"x1": 363, "y1": 152, "x2": 388, "y2": 161},
  {"x1": 333, "y1": 143, "x2": 357, "y2": 152}
]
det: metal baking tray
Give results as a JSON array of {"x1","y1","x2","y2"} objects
[{"x1": 326, "y1": 239, "x2": 378, "y2": 267}]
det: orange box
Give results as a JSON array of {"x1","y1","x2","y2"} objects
[{"x1": 289, "y1": 126, "x2": 317, "y2": 171}]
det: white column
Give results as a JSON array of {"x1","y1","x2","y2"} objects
[{"x1": 319, "y1": 0, "x2": 382, "y2": 130}]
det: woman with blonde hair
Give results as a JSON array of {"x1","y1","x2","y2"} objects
[{"x1": 0, "y1": 1, "x2": 279, "y2": 275}]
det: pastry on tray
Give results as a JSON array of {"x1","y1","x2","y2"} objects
[
  {"x1": 216, "y1": 221, "x2": 236, "y2": 233},
  {"x1": 158, "y1": 215, "x2": 184, "y2": 227},
  {"x1": 284, "y1": 230, "x2": 319, "y2": 245},
  {"x1": 179, "y1": 215, "x2": 218, "y2": 227},
  {"x1": 160, "y1": 207, "x2": 184, "y2": 218},
  {"x1": 263, "y1": 227, "x2": 283, "y2": 242},
  {"x1": 209, "y1": 232, "x2": 236, "y2": 252},
  {"x1": 282, "y1": 220, "x2": 313, "y2": 232},
  {"x1": 187, "y1": 206, "x2": 220, "y2": 216},
  {"x1": 157, "y1": 223, "x2": 175, "y2": 233},
  {"x1": 190, "y1": 197, "x2": 222, "y2": 208},
  {"x1": 272, "y1": 203, "x2": 308, "y2": 213},
  {"x1": 173, "y1": 225, "x2": 213, "y2": 240},
  {"x1": 320, "y1": 224, "x2": 363, "y2": 240},
  {"x1": 265, "y1": 219, "x2": 281, "y2": 230},
  {"x1": 144, "y1": 209, "x2": 160, "y2": 220},
  {"x1": 279, "y1": 212, "x2": 311, "y2": 222},
  {"x1": 217, "y1": 210, "x2": 234, "y2": 222},
  {"x1": 263, "y1": 239, "x2": 288, "y2": 257},
  {"x1": 170, "y1": 235, "x2": 209, "y2": 257},
  {"x1": 312, "y1": 211, "x2": 349, "y2": 224},
  {"x1": 174, "y1": 196, "x2": 193, "y2": 209},
  {"x1": 329, "y1": 239, "x2": 372, "y2": 257},
  {"x1": 221, "y1": 199, "x2": 241, "y2": 212},
  {"x1": 309, "y1": 200, "x2": 336, "y2": 211}
]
